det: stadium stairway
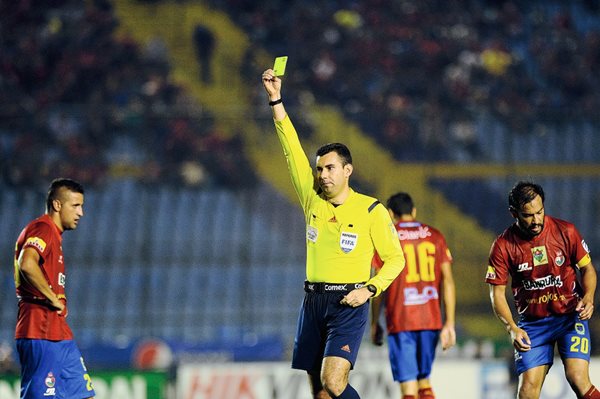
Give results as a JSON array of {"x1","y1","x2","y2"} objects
[{"x1": 113, "y1": 0, "x2": 500, "y2": 342}]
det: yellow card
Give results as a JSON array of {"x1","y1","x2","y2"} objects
[{"x1": 273, "y1": 56, "x2": 288, "y2": 76}]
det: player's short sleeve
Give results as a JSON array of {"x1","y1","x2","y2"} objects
[
  {"x1": 567, "y1": 224, "x2": 592, "y2": 268},
  {"x1": 435, "y1": 231, "x2": 453, "y2": 264},
  {"x1": 485, "y1": 237, "x2": 509, "y2": 285},
  {"x1": 22, "y1": 222, "x2": 52, "y2": 260}
]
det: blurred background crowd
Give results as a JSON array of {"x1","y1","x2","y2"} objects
[{"x1": 0, "y1": 0, "x2": 256, "y2": 190}]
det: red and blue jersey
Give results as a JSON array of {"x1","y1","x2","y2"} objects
[
  {"x1": 14, "y1": 214, "x2": 73, "y2": 340},
  {"x1": 374, "y1": 221, "x2": 452, "y2": 333},
  {"x1": 486, "y1": 215, "x2": 591, "y2": 319}
]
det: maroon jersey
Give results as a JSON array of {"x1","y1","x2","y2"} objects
[
  {"x1": 14, "y1": 214, "x2": 73, "y2": 340},
  {"x1": 486, "y1": 215, "x2": 591, "y2": 318},
  {"x1": 374, "y1": 221, "x2": 453, "y2": 333}
]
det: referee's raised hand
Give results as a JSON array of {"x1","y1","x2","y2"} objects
[
  {"x1": 262, "y1": 69, "x2": 285, "y2": 121},
  {"x1": 262, "y1": 69, "x2": 281, "y2": 100}
]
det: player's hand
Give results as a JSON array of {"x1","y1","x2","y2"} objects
[
  {"x1": 261, "y1": 69, "x2": 281, "y2": 100},
  {"x1": 49, "y1": 296, "x2": 66, "y2": 316},
  {"x1": 576, "y1": 297, "x2": 595, "y2": 320},
  {"x1": 440, "y1": 324, "x2": 456, "y2": 351},
  {"x1": 371, "y1": 322, "x2": 384, "y2": 346},
  {"x1": 340, "y1": 287, "x2": 372, "y2": 308},
  {"x1": 58, "y1": 298, "x2": 68, "y2": 317},
  {"x1": 509, "y1": 327, "x2": 531, "y2": 352}
]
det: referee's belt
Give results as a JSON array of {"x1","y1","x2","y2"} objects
[{"x1": 304, "y1": 280, "x2": 366, "y2": 294}]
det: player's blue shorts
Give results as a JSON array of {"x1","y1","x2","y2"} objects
[
  {"x1": 515, "y1": 312, "x2": 592, "y2": 375},
  {"x1": 16, "y1": 339, "x2": 95, "y2": 399},
  {"x1": 387, "y1": 330, "x2": 440, "y2": 382},
  {"x1": 292, "y1": 290, "x2": 368, "y2": 372}
]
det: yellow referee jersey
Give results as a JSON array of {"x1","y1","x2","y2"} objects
[{"x1": 275, "y1": 115, "x2": 405, "y2": 296}]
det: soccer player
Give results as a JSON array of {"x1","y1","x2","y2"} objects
[
  {"x1": 371, "y1": 192, "x2": 456, "y2": 399},
  {"x1": 486, "y1": 181, "x2": 599, "y2": 399},
  {"x1": 13, "y1": 178, "x2": 95, "y2": 399},
  {"x1": 262, "y1": 69, "x2": 405, "y2": 399}
]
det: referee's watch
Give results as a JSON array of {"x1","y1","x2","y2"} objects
[{"x1": 366, "y1": 284, "x2": 377, "y2": 297}]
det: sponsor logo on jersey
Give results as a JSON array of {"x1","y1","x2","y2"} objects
[
  {"x1": 531, "y1": 246, "x2": 548, "y2": 266},
  {"x1": 58, "y1": 272, "x2": 66, "y2": 287},
  {"x1": 398, "y1": 226, "x2": 432, "y2": 241},
  {"x1": 523, "y1": 275, "x2": 563, "y2": 290},
  {"x1": 554, "y1": 250, "x2": 565, "y2": 266},
  {"x1": 526, "y1": 293, "x2": 566, "y2": 304},
  {"x1": 25, "y1": 236, "x2": 46, "y2": 253},
  {"x1": 517, "y1": 262, "x2": 531, "y2": 272},
  {"x1": 340, "y1": 344, "x2": 351, "y2": 353},
  {"x1": 403, "y1": 286, "x2": 439, "y2": 306},
  {"x1": 486, "y1": 265, "x2": 496, "y2": 280},
  {"x1": 340, "y1": 232, "x2": 358, "y2": 253},
  {"x1": 307, "y1": 225, "x2": 318, "y2": 243}
]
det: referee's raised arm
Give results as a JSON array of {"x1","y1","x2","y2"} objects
[{"x1": 262, "y1": 69, "x2": 286, "y2": 121}]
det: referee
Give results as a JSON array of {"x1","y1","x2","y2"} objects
[{"x1": 262, "y1": 68, "x2": 405, "y2": 399}]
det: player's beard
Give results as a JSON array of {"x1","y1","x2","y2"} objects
[{"x1": 520, "y1": 221, "x2": 543, "y2": 238}]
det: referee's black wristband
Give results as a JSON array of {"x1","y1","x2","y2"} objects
[{"x1": 269, "y1": 98, "x2": 282, "y2": 106}]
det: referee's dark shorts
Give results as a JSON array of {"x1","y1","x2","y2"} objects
[{"x1": 292, "y1": 281, "x2": 368, "y2": 372}]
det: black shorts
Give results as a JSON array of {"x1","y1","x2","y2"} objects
[{"x1": 291, "y1": 285, "x2": 368, "y2": 372}]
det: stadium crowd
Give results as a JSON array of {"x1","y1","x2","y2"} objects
[
  {"x1": 1, "y1": 0, "x2": 600, "y2": 182},
  {"x1": 0, "y1": 0, "x2": 255, "y2": 190},
  {"x1": 216, "y1": 0, "x2": 600, "y2": 161}
]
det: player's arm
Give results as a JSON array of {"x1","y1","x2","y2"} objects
[
  {"x1": 18, "y1": 247, "x2": 64, "y2": 313},
  {"x1": 576, "y1": 260, "x2": 597, "y2": 320},
  {"x1": 440, "y1": 261, "x2": 456, "y2": 350},
  {"x1": 369, "y1": 257, "x2": 385, "y2": 345},
  {"x1": 370, "y1": 294, "x2": 384, "y2": 344},
  {"x1": 489, "y1": 283, "x2": 530, "y2": 351}
]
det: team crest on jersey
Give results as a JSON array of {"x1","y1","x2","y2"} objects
[
  {"x1": 486, "y1": 266, "x2": 496, "y2": 279},
  {"x1": 340, "y1": 232, "x2": 358, "y2": 253},
  {"x1": 307, "y1": 225, "x2": 318, "y2": 243},
  {"x1": 531, "y1": 246, "x2": 548, "y2": 266},
  {"x1": 44, "y1": 372, "x2": 56, "y2": 396},
  {"x1": 25, "y1": 236, "x2": 46, "y2": 253},
  {"x1": 575, "y1": 322, "x2": 586, "y2": 335},
  {"x1": 555, "y1": 251, "x2": 565, "y2": 266}
]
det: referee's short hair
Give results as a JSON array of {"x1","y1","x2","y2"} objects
[{"x1": 316, "y1": 143, "x2": 352, "y2": 166}]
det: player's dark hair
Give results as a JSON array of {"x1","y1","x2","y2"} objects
[
  {"x1": 387, "y1": 192, "x2": 414, "y2": 216},
  {"x1": 316, "y1": 143, "x2": 352, "y2": 166},
  {"x1": 508, "y1": 181, "x2": 544, "y2": 211},
  {"x1": 46, "y1": 178, "x2": 84, "y2": 212}
]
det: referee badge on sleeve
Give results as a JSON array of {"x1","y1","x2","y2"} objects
[
  {"x1": 340, "y1": 232, "x2": 358, "y2": 253},
  {"x1": 307, "y1": 225, "x2": 318, "y2": 243}
]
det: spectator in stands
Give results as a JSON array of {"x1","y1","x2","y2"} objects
[{"x1": 193, "y1": 24, "x2": 216, "y2": 84}]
